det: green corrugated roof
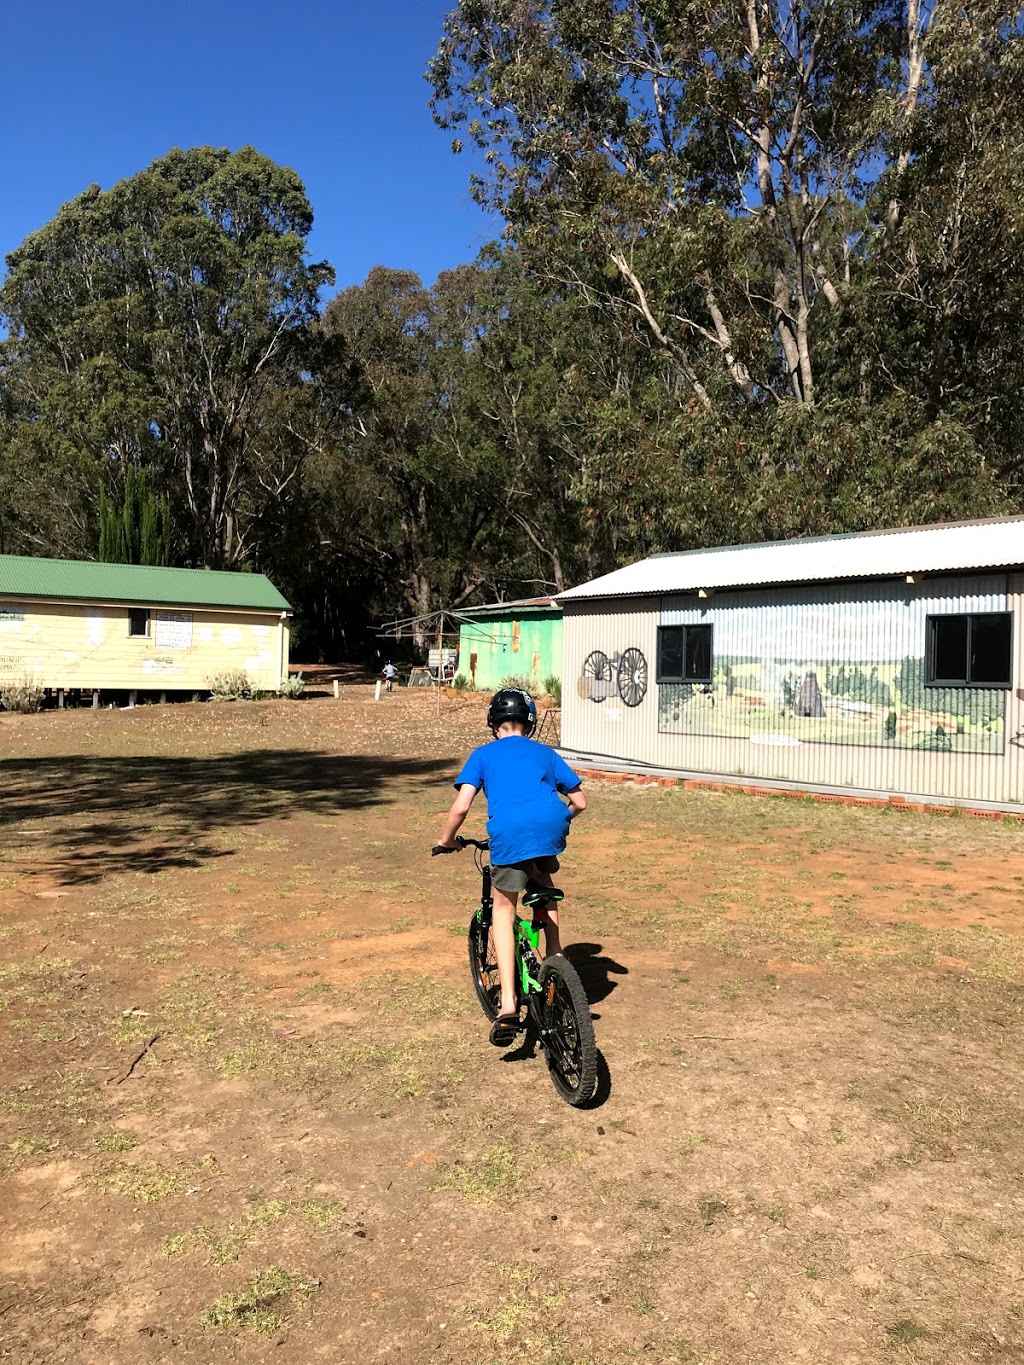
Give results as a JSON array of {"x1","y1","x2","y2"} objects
[{"x1": 0, "y1": 555, "x2": 291, "y2": 612}]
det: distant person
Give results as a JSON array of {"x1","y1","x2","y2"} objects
[
  {"x1": 432, "y1": 687, "x2": 586, "y2": 1045},
  {"x1": 383, "y1": 662, "x2": 398, "y2": 693}
]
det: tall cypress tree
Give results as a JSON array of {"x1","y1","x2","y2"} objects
[{"x1": 99, "y1": 468, "x2": 171, "y2": 566}]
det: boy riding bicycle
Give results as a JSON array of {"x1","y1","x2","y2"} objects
[{"x1": 434, "y1": 688, "x2": 586, "y2": 1044}]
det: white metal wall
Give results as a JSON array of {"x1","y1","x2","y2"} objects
[{"x1": 561, "y1": 576, "x2": 1024, "y2": 809}]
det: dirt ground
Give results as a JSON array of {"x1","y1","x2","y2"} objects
[{"x1": 2, "y1": 687, "x2": 1024, "y2": 1364}]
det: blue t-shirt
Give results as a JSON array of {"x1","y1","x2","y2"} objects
[{"x1": 454, "y1": 737, "x2": 581, "y2": 866}]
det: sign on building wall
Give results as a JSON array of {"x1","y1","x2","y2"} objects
[
  {"x1": 154, "y1": 611, "x2": 193, "y2": 649},
  {"x1": 0, "y1": 605, "x2": 25, "y2": 623}
]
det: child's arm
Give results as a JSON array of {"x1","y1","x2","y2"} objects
[
  {"x1": 437, "y1": 784, "x2": 478, "y2": 849},
  {"x1": 566, "y1": 787, "x2": 587, "y2": 821}
]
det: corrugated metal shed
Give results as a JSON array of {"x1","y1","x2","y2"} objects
[
  {"x1": 558, "y1": 516, "x2": 1024, "y2": 601},
  {"x1": 0, "y1": 555, "x2": 291, "y2": 612}
]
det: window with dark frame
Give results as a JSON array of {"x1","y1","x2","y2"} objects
[
  {"x1": 926, "y1": 613, "x2": 1012, "y2": 688},
  {"x1": 128, "y1": 608, "x2": 150, "y2": 638},
  {"x1": 657, "y1": 624, "x2": 713, "y2": 684}
]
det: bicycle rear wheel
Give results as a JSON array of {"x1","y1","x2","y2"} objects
[
  {"x1": 467, "y1": 912, "x2": 500, "y2": 1020},
  {"x1": 537, "y1": 956, "x2": 597, "y2": 1106}
]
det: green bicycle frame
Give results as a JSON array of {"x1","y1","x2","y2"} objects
[
  {"x1": 476, "y1": 857, "x2": 544, "y2": 1001},
  {"x1": 515, "y1": 916, "x2": 544, "y2": 998}
]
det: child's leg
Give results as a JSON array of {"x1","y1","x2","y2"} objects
[
  {"x1": 527, "y1": 867, "x2": 562, "y2": 956},
  {"x1": 490, "y1": 886, "x2": 520, "y2": 1017}
]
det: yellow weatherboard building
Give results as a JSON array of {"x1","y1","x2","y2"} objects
[{"x1": 0, "y1": 555, "x2": 291, "y2": 700}]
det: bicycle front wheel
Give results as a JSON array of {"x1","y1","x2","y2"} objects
[
  {"x1": 537, "y1": 956, "x2": 597, "y2": 1106},
  {"x1": 467, "y1": 912, "x2": 500, "y2": 1021}
]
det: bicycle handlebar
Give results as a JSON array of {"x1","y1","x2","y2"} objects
[{"x1": 431, "y1": 835, "x2": 489, "y2": 856}]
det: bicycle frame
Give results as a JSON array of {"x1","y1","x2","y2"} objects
[{"x1": 471, "y1": 841, "x2": 546, "y2": 1007}]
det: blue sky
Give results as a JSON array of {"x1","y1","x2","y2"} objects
[{"x1": 2, "y1": 0, "x2": 496, "y2": 293}]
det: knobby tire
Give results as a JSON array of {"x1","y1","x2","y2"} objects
[
  {"x1": 467, "y1": 913, "x2": 500, "y2": 1021},
  {"x1": 538, "y1": 955, "x2": 597, "y2": 1107}
]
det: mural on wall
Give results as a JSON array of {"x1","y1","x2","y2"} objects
[
  {"x1": 658, "y1": 579, "x2": 1009, "y2": 754},
  {"x1": 579, "y1": 648, "x2": 649, "y2": 708}
]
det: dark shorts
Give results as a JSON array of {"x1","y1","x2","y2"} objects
[{"x1": 491, "y1": 856, "x2": 560, "y2": 895}]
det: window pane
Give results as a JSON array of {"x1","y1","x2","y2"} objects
[
  {"x1": 931, "y1": 616, "x2": 968, "y2": 683},
  {"x1": 658, "y1": 627, "x2": 684, "y2": 681},
  {"x1": 970, "y1": 613, "x2": 1012, "y2": 687},
  {"x1": 684, "y1": 625, "x2": 713, "y2": 681},
  {"x1": 128, "y1": 609, "x2": 149, "y2": 638}
]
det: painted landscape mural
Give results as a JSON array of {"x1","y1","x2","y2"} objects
[{"x1": 658, "y1": 579, "x2": 1008, "y2": 755}]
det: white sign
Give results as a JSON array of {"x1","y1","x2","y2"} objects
[{"x1": 154, "y1": 611, "x2": 193, "y2": 650}]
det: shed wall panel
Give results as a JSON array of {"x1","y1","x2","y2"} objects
[
  {"x1": 0, "y1": 600, "x2": 289, "y2": 692},
  {"x1": 561, "y1": 579, "x2": 1021, "y2": 807}
]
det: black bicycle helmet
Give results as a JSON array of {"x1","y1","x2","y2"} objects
[{"x1": 487, "y1": 687, "x2": 537, "y2": 737}]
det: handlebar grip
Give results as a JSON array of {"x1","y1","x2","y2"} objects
[{"x1": 431, "y1": 844, "x2": 458, "y2": 856}]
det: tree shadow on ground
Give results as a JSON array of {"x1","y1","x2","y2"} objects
[{"x1": 0, "y1": 750, "x2": 448, "y2": 886}]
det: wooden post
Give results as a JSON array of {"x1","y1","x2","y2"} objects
[
  {"x1": 333, "y1": 679, "x2": 340, "y2": 700},
  {"x1": 92, "y1": 690, "x2": 100, "y2": 709},
  {"x1": 159, "y1": 691, "x2": 167, "y2": 705},
  {"x1": 57, "y1": 689, "x2": 65, "y2": 709},
  {"x1": 128, "y1": 691, "x2": 137, "y2": 709}
]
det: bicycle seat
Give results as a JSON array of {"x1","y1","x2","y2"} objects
[{"x1": 522, "y1": 881, "x2": 564, "y2": 908}]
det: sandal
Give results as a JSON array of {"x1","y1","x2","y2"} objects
[{"x1": 489, "y1": 1013, "x2": 520, "y2": 1047}]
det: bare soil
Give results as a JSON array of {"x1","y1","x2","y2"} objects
[{"x1": 2, "y1": 687, "x2": 1024, "y2": 1364}]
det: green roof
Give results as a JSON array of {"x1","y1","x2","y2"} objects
[{"x1": 0, "y1": 555, "x2": 291, "y2": 612}]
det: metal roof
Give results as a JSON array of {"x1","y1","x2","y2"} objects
[
  {"x1": 557, "y1": 516, "x2": 1024, "y2": 601},
  {"x1": 0, "y1": 555, "x2": 291, "y2": 612},
  {"x1": 458, "y1": 595, "x2": 559, "y2": 615}
]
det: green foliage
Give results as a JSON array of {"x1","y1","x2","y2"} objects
[
  {"x1": 0, "y1": 675, "x2": 44, "y2": 714},
  {"x1": 99, "y1": 467, "x2": 171, "y2": 565},
  {"x1": 278, "y1": 674, "x2": 305, "y2": 699},
  {"x1": 499, "y1": 674, "x2": 533, "y2": 692},
  {"x1": 205, "y1": 670, "x2": 253, "y2": 701},
  {"x1": 0, "y1": 145, "x2": 336, "y2": 570},
  {"x1": 543, "y1": 674, "x2": 561, "y2": 704},
  {"x1": 452, "y1": 672, "x2": 470, "y2": 691}
]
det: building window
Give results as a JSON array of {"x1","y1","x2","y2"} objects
[
  {"x1": 657, "y1": 624, "x2": 713, "y2": 684},
  {"x1": 128, "y1": 608, "x2": 150, "y2": 638},
  {"x1": 926, "y1": 613, "x2": 1012, "y2": 688}
]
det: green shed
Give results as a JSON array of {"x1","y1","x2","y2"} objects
[{"x1": 457, "y1": 597, "x2": 562, "y2": 693}]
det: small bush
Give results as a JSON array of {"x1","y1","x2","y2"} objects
[
  {"x1": 205, "y1": 669, "x2": 253, "y2": 701},
  {"x1": 0, "y1": 674, "x2": 44, "y2": 714},
  {"x1": 452, "y1": 673, "x2": 470, "y2": 692},
  {"x1": 543, "y1": 674, "x2": 562, "y2": 705},
  {"x1": 499, "y1": 674, "x2": 533, "y2": 693},
  {"x1": 278, "y1": 673, "x2": 305, "y2": 699}
]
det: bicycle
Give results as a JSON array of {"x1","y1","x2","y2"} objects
[{"x1": 434, "y1": 835, "x2": 598, "y2": 1107}]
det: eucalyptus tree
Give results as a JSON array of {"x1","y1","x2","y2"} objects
[{"x1": 0, "y1": 146, "x2": 334, "y2": 568}]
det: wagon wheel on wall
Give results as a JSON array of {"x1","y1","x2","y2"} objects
[
  {"x1": 579, "y1": 650, "x2": 613, "y2": 703},
  {"x1": 617, "y1": 648, "x2": 648, "y2": 708}
]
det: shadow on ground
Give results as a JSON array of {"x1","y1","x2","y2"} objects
[
  {"x1": 0, "y1": 750, "x2": 447, "y2": 885},
  {"x1": 564, "y1": 941, "x2": 629, "y2": 1005}
]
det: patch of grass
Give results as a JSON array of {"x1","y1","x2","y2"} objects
[
  {"x1": 297, "y1": 1199, "x2": 344, "y2": 1230},
  {"x1": 697, "y1": 1196, "x2": 730, "y2": 1227},
  {"x1": 431, "y1": 1142, "x2": 532, "y2": 1204},
  {"x1": 8, "y1": 1135, "x2": 57, "y2": 1157},
  {"x1": 101, "y1": 1160, "x2": 191, "y2": 1203},
  {"x1": 200, "y1": 1266, "x2": 319, "y2": 1335},
  {"x1": 94, "y1": 1131, "x2": 138, "y2": 1152},
  {"x1": 631, "y1": 1293, "x2": 655, "y2": 1316},
  {"x1": 885, "y1": 1319, "x2": 929, "y2": 1346}
]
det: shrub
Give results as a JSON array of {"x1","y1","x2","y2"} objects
[
  {"x1": 499, "y1": 674, "x2": 533, "y2": 693},
  {"x1": 278, "y1": 673, "x2": 305, "y2": 699},
  {"x1": 543, "y1": 674, "x2": 562, "y2": 705},
  {"x1": 0, "y1": 674, "x2": 44, "y2": 714},
  {"x1": 205, "y1": 669, "x2": 253, "y2": 701},
  {"x1": 452, "y1": 673, "x2": 470, "y2": 692}
]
